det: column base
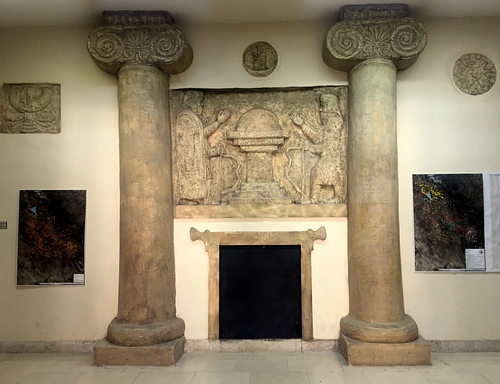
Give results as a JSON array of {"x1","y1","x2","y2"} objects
[
  {"x1": 107, "y1": 316, "x2": 185, "y2": 346},
  {"x1": 340, "y1": 314, "x2": 419, "y2": 343},
  {"x1": 339, "y1": 332, "x2": 431, "y2": 366},
  {"x1": 94, "y1": 335, "x2": 184, "y2": 366}
]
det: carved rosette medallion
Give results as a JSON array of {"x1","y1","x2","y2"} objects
[
  {"x1": 243, "y1": 41, "x2": 278, "y2": 77},
  {"x1": 453, "y1": 53, "x2": 496, "y2": 95},
  {"x1": 323, "y1": 4, "x2": 427, "y2": 72},
  {"x1": 87, "y1": 11, "x2": 192, "y2": 75}
]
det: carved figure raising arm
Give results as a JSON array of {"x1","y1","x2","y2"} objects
[
  {"x1": 289, "y1": 94, "x2": 346, "y2": 204},
  {"x1": 290, "y1": 111, "x2": 322, "y2": 145},
  {"x1": 205, "y1": 109, "x2": 231, "y2": 138}
]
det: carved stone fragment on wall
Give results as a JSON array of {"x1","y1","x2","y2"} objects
[
  {"x1": 243, "y1": 41, "x2": 278, "y2": 77},
  {"x1": 171, "y1": 87, "x2": 348, "y2": 211},
  {"x1": 453, "y1": 53, "x2": 496, "y2": 95},
  {"x1": 1, "y1": 83, "x2": 61, "y2": 134}
]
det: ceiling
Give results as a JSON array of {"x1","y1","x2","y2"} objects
[{"x1": 1, "y1": 0, "x2": 500, "y2": 27}]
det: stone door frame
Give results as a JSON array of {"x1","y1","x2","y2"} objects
[{"x1": 190, "y1": 227, "x2": 326, "y2": 340}]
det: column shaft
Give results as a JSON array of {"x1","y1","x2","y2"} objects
[
  {"x1": 118, "y1": 65, "x2": 174, "y2": 323},
  {"x1": 348, "y1": 58, "x2": 403, "y2": 322},
  {"x1": 322, "y1": 4, "x2": 429, "y2": 364},
  {"x1": 340, "y1": 58, "x2": 417, "y2": 343},
  {"x1": 106, "y1": 65, "x2": 184, "y2": 347},
  {"x1": 88, "y1": 10, "x2": 192, "y2": 365}
]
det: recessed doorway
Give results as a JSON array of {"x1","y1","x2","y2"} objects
[
  {"x1": 190, "y1": 226, "x2": 326, "y2": 340},
  {"x1": 219, "y1": 245, "x2": 302, "y2": 339}
]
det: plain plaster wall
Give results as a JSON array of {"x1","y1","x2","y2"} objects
[
  {"x1": 398, "y1": 17, "x2": 500, "y2": 341},
  {"x1": 0, "y1": 17, "x2": 499, "y2": 344},
  {"x1": 0, "y1": 26, "x2": 120, "y2": 341}
]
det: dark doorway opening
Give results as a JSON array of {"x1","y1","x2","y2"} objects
[{"x1": 219, "y1": 245, "x2": 302, "y2": 339}]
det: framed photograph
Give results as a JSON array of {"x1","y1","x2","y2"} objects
[{"x1": 17, "y1": 190, "x2": 86, "y2": 285}]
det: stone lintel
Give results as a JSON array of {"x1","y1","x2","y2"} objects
[
  {"x1": 87, "y1": 11, "x2": 192, "y2": 75},
  {"x1": 94, "y1": 336, "x2": 185, "y2": 366},
  {"x1": 323, "y1": 4, "x2": 427, "y2": 72},
  {"x1": 339, "y1": 333, "x2": 431, "y2": 366},
  {"x1": 175, "y1": 203, "x2": 347, "y2": 218}
]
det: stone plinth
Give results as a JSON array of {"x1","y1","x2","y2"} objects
[
  {"x1": 88, "y1": 11, "x2": 192, "y2": 365},
  {"x1": 94, "y1": 336, "x2": 185, "y2": 367},
  {"x1": 323, "y1": 4, "x2": 428, "y2": 365},
  {"x1": 339, "y1": 333, "x2": 431, "y2": 366}
]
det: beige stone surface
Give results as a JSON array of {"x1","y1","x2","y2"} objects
[
  {"x1": 105, "y1": 64, "x2": 184, "y2": 346},
  {"x1": 453, "y1": 53, "x2": 497, "y2": 95},
  {"x1": 190, "y1": 227, "x2": 326, "y2": 341},
  {"x1": 243, "y1": 41, "x2": 278, "y2": 77},
  {"x1": 1, "y1": 83, "x2": 60, "y2": 133},
  {"x1": 175, "y1": 202, "x2": 347, "y2": 218},
  {"x1": 171, "y1": 87, "x2": 347, "y2": 210},
  {"x1": 339, "y1": 332, "x2": 431, "y2": 366},
  {"x1": 322, "y1": 4, "x2": 427, "y2": 72},
  {"x1": 346, "y1": 58, "x2": 407, "y2": 330},
  {"x1": 87, "y1": 11, "x2": 192, "y2": 75},
  {"x1": 87, "y1": 10, "x2": 192, "y2": 363},
  {"x1": 322, "y1": 4, "x2": 428, "y2": 359},
  {"x1": 94, "y1": 336, "x2": 185, "y2": 366}
]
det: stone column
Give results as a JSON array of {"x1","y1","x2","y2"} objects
[
  {"x1": 323, "y1": 4, "x2": 430, "y2": 365},
  {"x1": 87, "y1": 11, "x2": 192, "y2": 366}
]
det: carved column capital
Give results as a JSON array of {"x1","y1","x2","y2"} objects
[
  {"x1": 87, "y1": 11, "x2": 193, "y2": 75},
  {"x1": 323, "y1": 4, "x2": 427, "y2": 72}
]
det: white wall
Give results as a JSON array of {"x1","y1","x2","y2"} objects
[
  {"x1": 398, "y1": 18, "x2": 500, "y2": 341},
  {"x1": 0, "y1": 26, "x2": 120, "y2": 341},
  {"x1": 0, "y1": 17, "x2": 499, "y2": 343},
  {"x1": 171, "y1": 21, "x2": 348, "y2": 340}
]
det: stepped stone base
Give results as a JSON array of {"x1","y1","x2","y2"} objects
[
  {"x1": 339, "y1": 332, "x2": 431, "y2": 366},
  {"x1": 94, "y1": 336, "x2": 184, "y2": 366}
]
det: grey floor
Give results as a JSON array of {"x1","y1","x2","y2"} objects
[{"x1": 1, "y1": 351, "x2": 500, "y2": 384}]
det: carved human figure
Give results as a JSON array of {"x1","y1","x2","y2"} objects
[
  {"x1": 290, "y1": 94, "x2": 346, "y2": 203},
  {"x1": 175, "y1": 90, "x2": 231, "y2": 204}
]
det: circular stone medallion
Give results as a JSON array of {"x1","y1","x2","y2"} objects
[
  {"x1": 243, "y1": 41, "x2": 278, "y2": 77},
  {"x1": 453, "y1": 53, "x2": 496, "y2": 95}
]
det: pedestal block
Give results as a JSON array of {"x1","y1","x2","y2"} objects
[
  {"x1": 94, "y1": 336, "x2": 185, "y2": 366},
  {"x1": 339, "y1": 333, "x2": 431, "y2": 366}
]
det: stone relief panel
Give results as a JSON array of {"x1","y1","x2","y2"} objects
[
  {"x1": 171, "y1": 87, "x2": 348, "y2": 208},
  {"x1": 1, "y1": 83, "x2": 61, "y2": 134}
]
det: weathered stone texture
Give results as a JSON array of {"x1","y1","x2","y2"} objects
[
  {"x1": 94, "y1": 336, "x2": 185, "y2": 366},
  {"x1": 339, "y1": 333, "x2": 431, "y2": 366},
  {"x1": 1, "y1": 83, "x2": 60, "y2": 134},
  {"x1": 323, "y1": 4, "x2": 427, "y2": 72},
  {"x1": 243, "y1": 41, "x2": 278, "y2": 77},
  {"x1": 323, "y1": 4, "x2": 428, "y2": 365},
  {"x1": 88, "y1": 10, "x2": 192, "y2": 365},
  {"x1": 87, "y1": 11, "x2": 192, "y2": 75},
  {"x1": 171, "y1": 86, "x2": 348, "y2": 211},
  {"x1": 453, "y1": 53, "x2": 496, "y2": 95}
]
